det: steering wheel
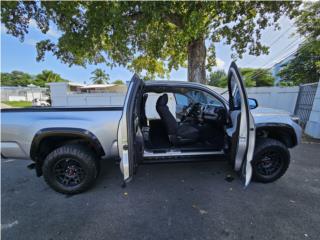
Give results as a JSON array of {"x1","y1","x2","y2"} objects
[{"x1": 181, "y1": 102, "x2": 196, "y2": 122}]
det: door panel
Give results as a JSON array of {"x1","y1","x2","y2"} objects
[
  {"x1": 227, "y1": 62, "x2": 255, "y2": 186},
  {"x1": 244, "y1": 113, "x2": 255, "y2": 186},
  {"x1": 118, "y1": 74, "x2": 144, "y2": 182}
]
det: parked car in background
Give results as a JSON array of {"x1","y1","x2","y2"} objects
[
  {"x1": 1, "y1": 62, "x2": 302, "y2": 194},
  {"x1": 32, "y1": 98, "x2": 50, "y2": 107}
]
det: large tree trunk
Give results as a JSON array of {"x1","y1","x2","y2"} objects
[{"x1": 187, "y1": 38, "x2": 207, "y2": 84}]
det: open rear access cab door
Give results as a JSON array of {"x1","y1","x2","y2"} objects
[
  {"x1": 227, "y1": 62, "x2": 255, "y2": 187},
  {"x1": 118, "y1": 74, "x2": 144, "y2": 183}
]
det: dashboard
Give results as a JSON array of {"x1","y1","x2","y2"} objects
[
  {"x1": 184, "y1": 103, "x2": 227, "y2": 124},
  {"x1": 202, "y1": 104, "x2": 227, "y2": 123}
]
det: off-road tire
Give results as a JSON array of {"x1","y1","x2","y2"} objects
[
  {"x1": 43, "y1": 144, "x2": 99, "y2": 194},
  {"x1": 252, "y1": 138, "x2": 290, "y2": 183}
]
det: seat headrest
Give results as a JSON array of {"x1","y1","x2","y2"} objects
[{"x1": 156, "y1": 94, "x2": 168, "y2": 106}]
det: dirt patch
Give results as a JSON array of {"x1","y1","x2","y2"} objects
[{"x1": 302, "y1": 133, "x2": 320, "y2": 144}]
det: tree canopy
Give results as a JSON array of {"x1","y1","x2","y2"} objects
[
  {"x1": 277, "y1": 2, "x2": 320, "y2": 85},
  {"x1": 241, "y1": 68, "x2": 274, "y2": 87},
  {"x1": 208, "y1": 68, "x2": 274, "y2": 87},
  {"x1": 34, "y1": 70, "x2": 68, "y2": 87},
  {"x1": 1, "y1": 70, "x2": 68, "y2": 87},
  {"x1": 208, "y1": 70, "x2": 227, "y2": 87},
  {"x1": 1, "y1": 71, "x2": 32, "y2": 86},
  {"x1": 278, "y1": 39, "x2": 320, "y2": 85},
  {"x1": 90, "y1": 68, "x2": 109, "y2": 84},
  {"x1": 113, "y1": 80, "x2": 124, "y2": 85},
  {"x1": 294, "y1": 1, "x2": 320, "y2": 40},
  {"x1": 1, "y1": 1, "x2": 302, "y2": 83}
]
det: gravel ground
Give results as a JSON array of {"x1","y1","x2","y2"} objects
[{"x1": 1, "y1": 143, "x2": 320, "y2": 240}]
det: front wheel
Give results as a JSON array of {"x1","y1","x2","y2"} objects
[
  {"x1": 43, "y1": 144, "x2": 99, "y2": 194},
  {"x1": 252, "y1": 138, "x2": 290, "y2": 183}
]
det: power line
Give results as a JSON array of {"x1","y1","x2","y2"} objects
[
  {"x1": 247, "y1": 38, "x2": 306, "y2": 80},
  {"x1": 261, "y1": 38, "x2": 303, "y2": 68},
  {"x1": 256, "y1": 37, "x2": 302, "y2": 69},
  {"x1": 268, "y1": 24, "x2": 295, "y2": 48},
  {"x1": 270, "y1": 38, "x2": 307, "y2": 68},
  {"x1": 246, "y1": 24, "x2": 295, "y2": 66},
  {"x1": 247, "y1": 46, "x2": 305, "y2": 80}
]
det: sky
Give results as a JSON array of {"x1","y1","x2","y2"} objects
[{"x1": 1, "y1": 16, "x2": 304, "y2": 84}]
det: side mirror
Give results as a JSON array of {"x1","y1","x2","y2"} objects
[{"x1": 248, "y1": 98, "x2": 258, "y2": 109}]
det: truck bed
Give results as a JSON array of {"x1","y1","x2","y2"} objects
[{"x1": 1, "y1": 107, "x2": 123, "y2": 159}]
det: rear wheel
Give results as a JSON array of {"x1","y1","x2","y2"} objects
[
  {"x1": 252, "y1": 138, "x2": 290, "y2": 183},
  {"x1": 43, "y1": 144, "x2": 99, "y2": 194}
]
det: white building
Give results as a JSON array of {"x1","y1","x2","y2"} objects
[{"x1": 47, "y1": 82, "x2": 127, "y2": 107}]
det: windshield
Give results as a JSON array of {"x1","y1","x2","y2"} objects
[
  {"x1": 220, "y1": 90, "x2": 229, "y2": 101},
  {"x1": 185, "y1": 90, "x2": 223, "y2": 107},
  {"x1": 173, "y1": 88, "x2": 224, "y2": 108},
  {"x1": 206, "y1": 85, "x2": 229, "y2": 102}
]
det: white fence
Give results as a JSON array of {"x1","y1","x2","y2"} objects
[
  {"x1": 55, "y1": 93, "x2": 126, "y2": 107},
  {"x1": 246, "y1": 86, "x2": 299, "y2": 113},
  {"x1": 1, "y1": 86, "x2": 48, "y2": 102},
  {"x1": 50, "y1": 83, "x2": 300, "y2": 114},
  {"x1": 49, "y1": 82, "x2": 126, "y2": 107}
]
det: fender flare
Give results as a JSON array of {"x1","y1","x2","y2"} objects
[
  {"x1": 255, "y1": 123, "x2": 297, "y2": 147},
  {"x1": 30, "y1": 127, "x2": 105, "y2": 161}
]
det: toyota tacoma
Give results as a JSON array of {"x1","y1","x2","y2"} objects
[{"x1": 1, "y1": 62, "x2": 302, "y2": 194}]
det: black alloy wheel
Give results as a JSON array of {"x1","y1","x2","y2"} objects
[
  {"x1": 252, "y1": 138, "x2": 290, "y2": 183},
  {"x1": 54, "y1": 158, "x2": 86, "y2": 187},
  {"x1": 254, "y1": 151, "x2": 284, "y2": 179},
  {"x1": 43, "y1": 144, "x2": 99, "y2": 194}
]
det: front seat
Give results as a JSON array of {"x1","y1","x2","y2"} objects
[{"x1": 156, "y1": 94, "x2": 199, "y2": 145}]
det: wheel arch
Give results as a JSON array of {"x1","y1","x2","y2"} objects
[
  {"x1": 256, "y1": 123, "x2": 297, "y2": 148},
  {"x1": 30, "y1": 128, "x2": 105, "y2": 176}
]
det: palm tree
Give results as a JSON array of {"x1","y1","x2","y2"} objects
[
  {"x1": 113, "y1": 79, "x2": 124, "y2": 85},
  {"x1": 90, "y1": 68, "x2": 109, "y2": 84}
]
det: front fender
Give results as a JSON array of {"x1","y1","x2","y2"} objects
[{"x1": 255, "y1": 122, "x2": 302, "y2": 148}]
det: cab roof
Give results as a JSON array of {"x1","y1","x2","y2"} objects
[{"x1": 144, "y1": 80, "x2": 226, "y2": 95}]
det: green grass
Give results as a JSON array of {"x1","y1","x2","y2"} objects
[{"x1": 2, "y1": 101, "x2": 32, "y2": 108}]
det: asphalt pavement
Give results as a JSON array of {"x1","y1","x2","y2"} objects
[{"x1": 1, "y1": 143, "x2": 320, "y2": 240}]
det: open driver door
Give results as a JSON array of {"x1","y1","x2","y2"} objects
[
  {"x1": 118, "y1": 74, "x2": 144, "y2": 183},
  {"x1": 227, "y1": 62, "x2": 256, "y2": 187}
]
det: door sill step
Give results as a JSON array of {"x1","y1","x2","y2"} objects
[{"x1": 143, "y1": 150, "x2": 224, "y2": 159}]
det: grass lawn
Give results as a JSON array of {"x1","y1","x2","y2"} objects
[{"x1": 2, "y1": 101, "x2": 32, "y2": 108}]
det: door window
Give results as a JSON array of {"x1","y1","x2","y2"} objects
[
  {"x1": 230, "y1": 76, "x2": 241, "y2": 110},
  {"x1": 175, "y1": 93, "x2": 189, "y2": 107},
  {"x1": 185, "y1": 90, "x2": 223, "y2": 107}
]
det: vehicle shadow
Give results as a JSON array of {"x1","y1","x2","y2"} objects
[
  {"x1": 94, "y1": 158, "x2": 242, "y2": 191},
  {"x1": 70, "y1": 158, "x2": 250, "y2": 240}
]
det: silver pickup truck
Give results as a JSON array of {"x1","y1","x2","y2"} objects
[{"x1": 1, "y1": 62, "x2": 302, "y2": 194}]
